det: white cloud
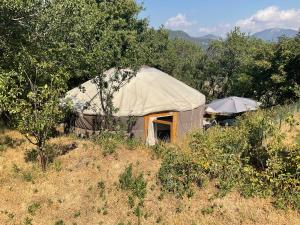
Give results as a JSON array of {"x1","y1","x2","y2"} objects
[
  {"x1": 236, "y1": 6, "x2": 300, "y2": 33},
  {"x1": 198, "y1": 23, "x2": 231, "y2": 37},
  {"x1": 165, "y1": 6, "x2": 300, "y2": 37},
  {"x1": 165, "y1": 13, "x2": 193, "y2": 31}
]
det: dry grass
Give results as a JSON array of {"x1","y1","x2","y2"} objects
[{"x1": 0, "y1": 129, "x2": 299, "y2": 225}]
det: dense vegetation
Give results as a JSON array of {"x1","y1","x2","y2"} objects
[
  {"x1": 156, "y1": 108, "x2": 300, "y2": 209},
  {"x1": 147, "y1": 28, "x2": 300, "y2": 105}
]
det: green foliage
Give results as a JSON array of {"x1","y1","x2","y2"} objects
[
  {"x1": 119, "y1": 164, "x2": 147, "y2": 200},
  {"x1": 54, "y1": 220, "x2": 64, "y2": 225},
  {"x1": 11, "y1": 164, "x2": 35, "y2": 183},
  {"x1": 94, "y1": 131, "x2": 120, "y2": 156},
  {"x1": 0, "y1": 135, "x2": 24, "y2": 152},
  {"x1": 158, "y1": 148, "x2": 206, "y2": 197},
  {"x1": 24, "y1": 143, "x2": 77, "y2": 168},
  {"x1": 158, "y1": 110, "x2": 300, "y2": 209},
  {"x1": 53, "y1": 160, "x2": 62, "y2": 172},
  {"x1": 22, "y1": 171, "x2": 34, "y2": 182},
  {"x1": 119, "y1": 164, "x2": 134, "y2": 190},
  {"x1": 28, "y1": 202, "x2": 41, "y2": 216},
  {"x1": 24, "y1": 148, "x2": 39, "y2": 162},
  {"x1": 147, "y1": 27, "x2": 300, "y2": 105},
  {"x1": 97, "y1": 180, "x2": 106, "y2": 199},
  {"x1": 94, "y1": 131, "x2": 141, "y2": 156},
  {"x1": 73, "y1": 210, "x2": 81, "y2": 218},
  {"x1": 201, "y1": 204, "x2": 217, "y2": 215},
  {"x1": 0, "y1": 0, "x2": 148, "y2": 170},
  {"x1": 24, "y1": 217, "x2": 33, "y2": 225},
  {"x1": 119, "y1": 164, "x2": 147, "y2": 223}
]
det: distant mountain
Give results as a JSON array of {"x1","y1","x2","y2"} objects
[
  {"x1": 167, "y1": 30, "x2": 221, "y2": 48},
  {"x1": 252, "y1": 28, "x2": 298, "y2": 42}
]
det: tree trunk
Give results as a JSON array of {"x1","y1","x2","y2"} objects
[{"x1": 39, "y1": 150, "x2": 47, "y2": 172}]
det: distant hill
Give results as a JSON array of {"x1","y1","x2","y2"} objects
[
  {"x1": 167, "y1": 28, "x2": 299, "y2": 46},
  {"x1": 252, "y1": 28, "x2": 298, "y2": 42},
  {"x1": 167, "y1": 30, "x2": 221, "y2": 48}
]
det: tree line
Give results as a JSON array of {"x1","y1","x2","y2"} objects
[{"x1": 146, "y1": 27, "x2": 300, "y2": 105}]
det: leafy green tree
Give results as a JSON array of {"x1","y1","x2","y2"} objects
[
  {"x1": 0, "y1": 0, "x2": 148, "y2": 169},
  {"x1": 266, "y1": 34, "x2": 300, "y2": 104},
  {"x1": 144, "y1": 29, "x2": 205, "y2": 90},
  {"x1": 40, "y1": 0, "x2": 147, "y2": 130}
]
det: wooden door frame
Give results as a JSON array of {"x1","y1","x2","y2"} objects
[{"x1": 144, "y1": 112, "x2": 178, "y2": 143}]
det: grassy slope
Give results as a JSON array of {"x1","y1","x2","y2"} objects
[{"x1": 0, "y1": 130, "x2": 299, "y2": 225}]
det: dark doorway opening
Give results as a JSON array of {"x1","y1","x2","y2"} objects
[
  {"x1": 153, "y1": 115, "x2": 173, "y2": 142},
  {"x1": 155, "y1": 123, "x2": 171, "y2": 142}
]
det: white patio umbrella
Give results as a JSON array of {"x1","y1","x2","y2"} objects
[{"x1": 206, "y1": 96, "x2": 261, "y2": 115}]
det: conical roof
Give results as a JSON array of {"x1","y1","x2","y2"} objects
[{"x1": 66, "y1": 66, "x2": 205, "y2": 116}]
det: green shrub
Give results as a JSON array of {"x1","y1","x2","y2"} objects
[
  {"x1": 22, "y1": 171, "x2": 34, "y2": 182},
  {"x1": 54, "y1": 220, "x2": 64, "y2": 225},
  {"x1": 125, "y1": 137, "x2": 142, "y2": 150},
  {"x1": 119, "y1": 164, "x2": 147, "y2": 201},
  {"x1": 94, "y1": 131, "x2": 141, "y2": 156},
  {"x1": 24, "y1": 143, "x2": 77, "y2": 168},
  {"x1": 24, "y1": 217, "x2": 33, "y2": 225},
  {"x1": 119, "y1": 164, "x2": 134, "y2": 190},
  {"x1": 119, "y1": 164, "x2": 147, "y2": 223},
  {"x1": 97, "y1": 180, "x2": 105, "y2": 198},
  {"x1": 28, "y1": 202, "x2": 41, "y2": 216},
  {"x1": 0, "y1": 135, "x2": 24, "y2": 152},
  {"x1": 24, "y1": 148, "x2": 39, "y2": 162},
  {"x1": 94, "y1": 131, "x2": 122, "y2": 156},
  {"x1": 158, "y1": 149, "x2": 206, "y2": 197},
  {"x1": 156, "y1": 109, "x2": 299, "y2": 209},
  {"x1": 53, "y1": 160, "x2": 62, "y2": 172}
]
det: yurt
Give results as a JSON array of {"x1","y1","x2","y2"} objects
[{"x1": 65, "y1": 66, "x2": 206, "y2": 145}]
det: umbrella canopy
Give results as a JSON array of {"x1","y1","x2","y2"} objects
[{"x1": 206, "y1": 96, "x2": 260, "y2": 114}]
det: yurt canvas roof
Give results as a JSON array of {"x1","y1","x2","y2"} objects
[{"x1": 66, "y1": 66, "x2": 205, "y2": 117}]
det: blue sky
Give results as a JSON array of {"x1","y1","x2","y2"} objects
[{"x1": 136, "y1": 0, "x2": 300, "y2": 37}]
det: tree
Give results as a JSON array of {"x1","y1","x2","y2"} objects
[
  {"x1": 0, "y1": 72, "x2": 67, "y2": 171},
  {"x1": 267, "y1": 34, "x2": 300, "y2": 104},
  {"x1": 39, "y1": 0, "x2": 148, "y2": 130},
  {"x1": 144, "y1": 29, "x2": 205, "y2": 91},
  {"x1": 0, "y1": 0, "x2": 148, "y2": 170}
]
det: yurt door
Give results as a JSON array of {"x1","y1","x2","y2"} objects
[{"x1": 144, "y1": 112, "x2": 178, "y2": 145}]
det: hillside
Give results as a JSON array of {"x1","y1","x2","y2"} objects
[
  {"x1": 0, "y1": 129, "x2": 299, "y2": 225},
  {"x1": 252, "y1": 28, "x2": 298, "y2": 41},
  {"x1": 167, "y1": 28, "x2": 299, "y2": 45},
  {"x1": 167, "y1": 30, "x2": 220, "y2": 48}
]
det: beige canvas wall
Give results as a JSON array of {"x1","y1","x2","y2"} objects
[{"x1": 68, "y1": 105, "x2": 205, "y2": 140}]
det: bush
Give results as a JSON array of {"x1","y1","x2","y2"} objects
[
  {"x1": 28, "y1": 202, "x2": 41, "y2": 216},
  {"x1": 242, "y1": 144, "x2": 300, "y2": 209},
  {"x1": 94, "y1": 131, "x2": 142, "y2": 156},
  {"x1": 119, "y1": 164, "x2": 147, "y2": 200},
  {"x1": 156, "y1": 110, "x2": 300, "y2": 209},
  {"x1": 24, "y1": 148, "x2": 39, "y2": 162},
  {"x1": 119, "y1": 164, "x2": 147, "y2": 223},
  {"x1": 189, "y1": 125, "x2": 247, "y2": 195},
  {"x1": 24, "y1": 143, "x2": 77, "y2": 166},
  {"x1": 0, "y1": 135, "x2": 24, "y2": 152},
  {"x1": 158, "y1": 148, "x2": 206, "y2": 197}
]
